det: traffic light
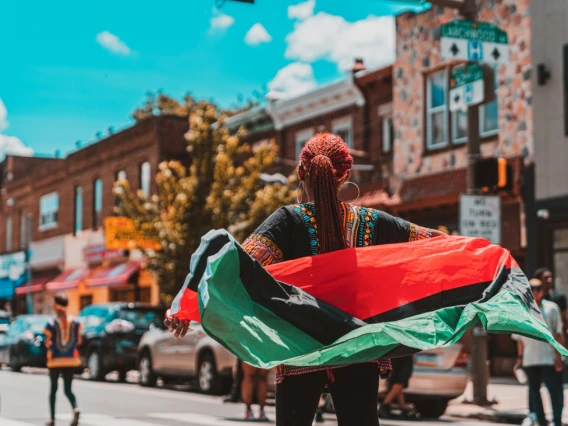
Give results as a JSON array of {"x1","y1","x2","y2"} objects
[{"x1": 474, "y1": 157, "x2": 512, "y2": 191}]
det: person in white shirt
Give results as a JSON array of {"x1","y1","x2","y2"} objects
[{"x1": 514, "y1": 278, "x2": 565, "y2": 426}]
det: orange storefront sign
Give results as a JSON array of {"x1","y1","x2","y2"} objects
[{"x1": 104, "y1": 217, "x2": 162, "y2": 251}]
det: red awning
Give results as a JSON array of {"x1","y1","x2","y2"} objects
[
  {"x1": 46, "y1": 268, "x2": 91, "y2": 292},
  {"x1": 86, "y1": 261, "x2": 141, "y2": 288},
  {"x1": 15, "y1": 275, "x2": 56, "y2": 295}
]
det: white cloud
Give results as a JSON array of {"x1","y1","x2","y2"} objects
[
  {"x1": 245, "y1": 23, "x2": 272, "y2": 45},
  {"x1": 0, "y1": 99, "x2": 33, "y2": 160},
  {"x1": 96, "y1": 31, "x2": 132, "y2": 56},
  {"x1": 288, "y1": 0, "x2": 315, "y2": 20},
  {"x1": 285, "y1": 13, "x2": 395, "y2": 71},
  {"x1": 267, "y1": 62, "x2": 317, "y2": 99},
  {"x1": 210, "y1": 12, "x2": 235, "y2": 30}
]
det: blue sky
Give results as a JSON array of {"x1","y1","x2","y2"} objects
[{"x1": 0, "y1": 0, "x2": 426, "y2": 157}]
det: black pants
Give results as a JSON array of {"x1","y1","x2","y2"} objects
[
  {"x1": 276, "y1": 363, "x2": 379, "y2": 426},
  {"x1": 525, "y1": 366, "x2": 564, "y2": 426},
  {"x1": 49, "y1": 368, "x2": 77, "y2": 420}
]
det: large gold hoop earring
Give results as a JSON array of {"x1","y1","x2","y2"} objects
[{"x1": 343, "y1": 181, "x2": 360, "y2": 204}]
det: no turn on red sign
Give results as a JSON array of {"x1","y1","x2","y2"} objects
[{"x1": 459, "y1": 194, "x2": 501, "y2": 245}]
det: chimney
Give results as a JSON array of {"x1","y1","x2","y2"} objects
[{"x1": 352, "y1": 58, "x2": 366, "y2": 75}]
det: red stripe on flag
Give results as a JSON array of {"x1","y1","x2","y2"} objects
[{"x1": 172, "y1": 237, "x2": 512, "y2": 322}]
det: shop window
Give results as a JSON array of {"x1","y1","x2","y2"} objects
[
  {"x1": 74, "y1": 186, "x2": 83, "y2": 235},
  {"x1": 140, "y1": 162, "x2": 151, "y2": 197},
  {"x1": 332, "y1": 117, "x2": 353, "y2": 148},
  {"x1": 39, "y1": 192, "x2": 59, "y2": 231},
  {"x1": 93, "y1": 179, "x2": 103, "y2": 229},
  {"x1": 295, "y1": 128, "x2": 314, "y2": 158},
  {"x1": 80, "y1": 295, "x2": 93, "y2": 310}
]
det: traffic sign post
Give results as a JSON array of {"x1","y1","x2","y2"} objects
[
  {"x1": 450, "y1": 63, "x2": 485, "y2": 111},
  {"x1": 441, "y1": 20, "x2": 509, "y2": 65}
]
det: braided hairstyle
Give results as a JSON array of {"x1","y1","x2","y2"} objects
[{"x1": 299, "y1": 132, "x2": 353, "y2": 254}]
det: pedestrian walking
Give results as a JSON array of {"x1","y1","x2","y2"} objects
[
  {"x1": 44, "y1": 292, "x2": 82, "y2": 426},
  {"x1": 514, "y1": 278, "x2": 565, "y2": 426},
  {"x1": 167, "y1": 132, "x2": 446, "y2": 426},
  {"x1": 535, "y1": 268, "x2": 567, "y2": 335},
  {"x1": 379, "y1": 356, "x2": 416, "y2": 419},
  {"x1": 241, "y1": 361, "x2": 269, "y2": 421}
]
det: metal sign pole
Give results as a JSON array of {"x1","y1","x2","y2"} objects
[{"x1": 26, "y1": 214, "x2": 33, "y2": 314}]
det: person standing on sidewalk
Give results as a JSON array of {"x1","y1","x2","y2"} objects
[
  {"x1": 44, "y1": 292, "x2": 82, "y2": 426},
  {"x1": 514, "y1": 278, "x2": 565, "y2": 426},
  {"x1": 536, "y1": 268, "x2": 567, "y2": 336}
]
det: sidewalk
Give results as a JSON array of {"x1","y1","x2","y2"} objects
[{"x1": 447, "y1": 378, "x2": 568, "y2": 424}]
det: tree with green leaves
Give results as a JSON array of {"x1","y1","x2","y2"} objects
[{"x1": 117, "y1": 95, "x2": 294, "y2": 303}]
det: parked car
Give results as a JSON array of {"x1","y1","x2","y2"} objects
[
  {"x1": 78, "y1": 303, "x2": 166, "y2": 382},
  {"x1": 0, "y1": 310, "x2": 11, "y2": 334},
  {"x1": 0, "y1": 314, "x2": 51, "y2": 371},
  {"x1": 324, "y1": 344, "x2": 469, "y2": 419},
  {"x1": 137, "y1": 321, "x2": 234, "y2": 394}
]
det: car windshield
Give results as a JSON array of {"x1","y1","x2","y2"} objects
[
  {"x1": 23, "y1": 316, "x2": 50, "y2": 333},
  {"x1": 120, "y1": 308, "x2": 166, "y2": 330}
]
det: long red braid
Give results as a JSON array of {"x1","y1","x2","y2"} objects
[{"x1": 299, "y1": 133, "x2": 353, "y2": 254}]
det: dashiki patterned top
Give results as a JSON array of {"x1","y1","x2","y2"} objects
[
  {"x1": 242, "y1": 202, "x2": 432, "y2": 383},
  {"x1": 44, "y1": 318, "x2": 82, "y2": 369}
]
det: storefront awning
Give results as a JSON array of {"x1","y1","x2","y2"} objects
[
  {"x1": 15, "y1": 275, "x2": 56, "y2": 295},
  {"x1": 46, "y1": 268, "x2": 91, "y2": 291},
  {"x1": 86, "y1": 261, "x2": 141, "y2": 288}
]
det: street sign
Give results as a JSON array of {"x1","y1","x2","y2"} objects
[
  {"x1": 441, "y1": 20, "x2": 509, "y2": 65},
  {"x1": 459, "y1": 194, "x2": 501, "y2": 245},
  {"x1": 450, "y1": 63, "x2": 485, "y2": 111}
]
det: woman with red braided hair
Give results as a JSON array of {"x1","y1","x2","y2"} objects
[{"x1": 168, "y1": 132, "x2": 445, "y2": 425}]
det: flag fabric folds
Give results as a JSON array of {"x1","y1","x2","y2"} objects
[{"x1": 170, "y1": 229, "x2": 568, "y2": 369}]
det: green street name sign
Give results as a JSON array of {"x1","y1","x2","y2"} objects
[
  {"x1": 441, "y1": 20, "x2": 508, "y2": 44},
  {"x1": 451, "y1": 63, "x2": 483, "y2": 88}
]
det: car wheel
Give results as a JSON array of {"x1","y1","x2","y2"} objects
[
  {"x1": 197, "y1": 352, "x2": 222, "y2": 395},
  {"x1": 413, "y1": 400, "x2": 448, "y2": 419},
  {"x1": 9, "y1": 349, "x2": 21, "y2": 372},
  {"x1": 139, "y1": 352, "x2": 157, "y2": 388},
  {"x1": 87, "y1": 350, "x2": 105, "y2": 381}
]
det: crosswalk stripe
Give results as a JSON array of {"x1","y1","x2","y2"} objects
[
  {"x1": 58, "y1": 413, "x2": 162, "y2": 426},
  {"x1": 148, "y1": 412, "x2": 265, "y2": 426},
  {"x1": 0, "y1": 417, "x2": 35, "y2": 426}
]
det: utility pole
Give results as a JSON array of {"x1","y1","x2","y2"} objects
[{"x1": 428, "y1": 0, "x2": 493, "y2": 405}]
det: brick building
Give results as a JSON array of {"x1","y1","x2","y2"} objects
[{"x1": 0, "y1": 115, "x2": 188, "y2": 315}]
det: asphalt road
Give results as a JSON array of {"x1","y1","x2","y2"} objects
[{"x1": 0, "y1": 368, "x2": 501, "y2": 426}]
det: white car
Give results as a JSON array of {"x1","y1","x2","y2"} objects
[{"x1": 137, "y1": 322, "x2": 235, "y2": 394}]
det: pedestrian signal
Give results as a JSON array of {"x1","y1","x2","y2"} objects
[{"x1": 474, "y1": 157, "x2": 512, "y2": 191}]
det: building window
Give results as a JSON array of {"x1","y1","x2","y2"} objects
[
  {"x1": 74, "y1": 186, "x2": 83, "y2": 235},
  {"x1": 80, "y1": 295, "x2": 93, "y2": 310},
  {"x1": 427, "y1": 70, "x2": 449, "y2": 150},
  {"x1": 295, "y1": 128, "x2": 314, "y2": 158},
  {"x1": 427, "y1": 67, "x2": 499, "y2": 149},
  {"x1": 117, "y1": 170, "x2": 127, "y2": 181},
  {"x1": 39, "y1": 192, "x2": 59, "y2": 231},
  {"x1": 93, "y1": 179, "x2": 103, "y2": 229},
  {"x1": 140, "y1": 162, "x2": 151, "y2": 197},
  {"x1": 332, "y1": 117, "x2": 353, "y2": 148},
  {"x1": 20, "y1": 210, "x2": 26, "y2": 250},
  {"x1": 382, "y1": 116, "x2": 394, "y2": 153},
  {"x1": 452, "y1": 109, "x2": 468, "y2": 144},
  {"x1": 6, "y1": 216, "x2": 12, "y2": 252}
]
